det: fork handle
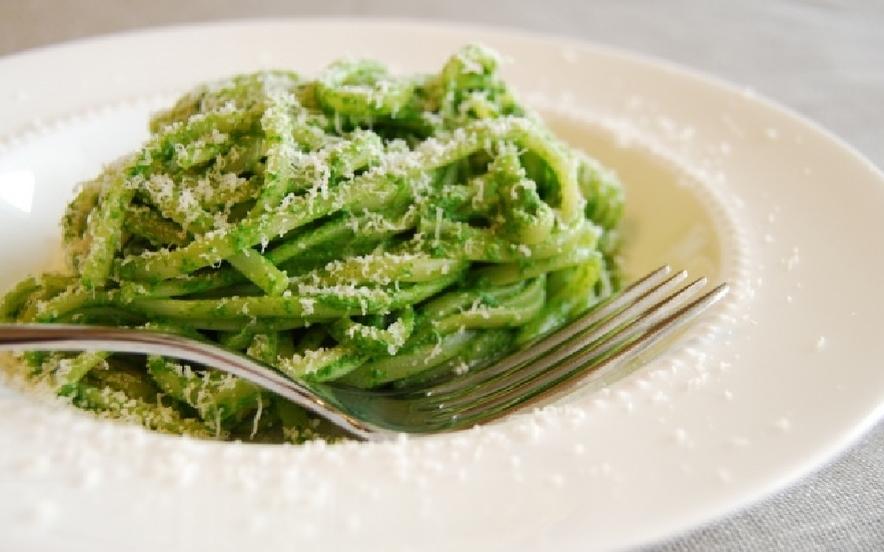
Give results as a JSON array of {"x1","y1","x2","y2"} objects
[{"x1": 0, "y1": 324, "x2": 386, "y2": 441}]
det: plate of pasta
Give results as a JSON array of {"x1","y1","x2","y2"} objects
[{"x1": 1, "y1": 19, "x2": 884, "y2": 552}]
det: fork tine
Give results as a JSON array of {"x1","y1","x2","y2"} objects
[
  {"x1": 418, "y1": 276, "x2": 708, "y2": 412},
  {"x1": 421, "y1": 280, "x2": 729, "y2": 430},
  {"x1": 395, "y1": 265, "x2": 683, "y2": 400}
]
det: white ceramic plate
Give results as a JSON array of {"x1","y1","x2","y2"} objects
[{"x1": 1, "y1": 20, "x2": 883, "y2": 552}]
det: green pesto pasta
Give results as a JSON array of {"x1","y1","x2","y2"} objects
[{"x1": 0, "y1": 44, "x2": 625, "y2": 443}]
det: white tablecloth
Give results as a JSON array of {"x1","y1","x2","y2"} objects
[{"x1": 1, "y1": 1, "x2": 882, "y2": 549}]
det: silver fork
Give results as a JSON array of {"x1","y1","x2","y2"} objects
[{"x1": 0, "y1": 266, "x2": 727, "y2": 441}]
